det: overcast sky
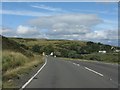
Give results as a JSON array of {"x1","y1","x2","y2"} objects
[{"x1": 1, "y1": 2, "x2": 119, "y2": 46}]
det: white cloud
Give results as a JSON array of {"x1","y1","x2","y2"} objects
[
  {"x1": 17, "y1": 25, "x2": 38, "y2": 35},
  {"x1": 85, "y1": 29, "x2": 118, "y2": 40},
  {"x1": 1, "y1": 27, "x2": 16, "y2": 36},
  {"x1": 27, "y1": 13, "x2": 118, "y2": 45},
  {"x1": 31, "y1": 5, "x2": 63, "y2": 12},
  {"x1": 0, "y1": 10, "x2": 51, "y2": 16},
  {"x1": 28, "y1": 14, "x2": 102, "y2": 36}
]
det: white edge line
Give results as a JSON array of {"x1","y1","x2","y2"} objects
[
  {"x1": 85, "y1": 67, "x2": 104, "y2": 77},
  {"x1": 20, "y1": 57, "x2": 47, "y2": 90}
]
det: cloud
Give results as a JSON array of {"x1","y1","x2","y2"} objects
[
  {"x1": 31, "y1": 5, "x2": 63, "y2": 12},
  {"x1": 28, "y1": 13, "x2": 104, "y2": 40},
  {"x1": 28, "y1": 14, "x2": 102, "y2": 36},
  {"x1": 85, "y1": 29, "x2": 118, "y2": 40},
  {"x1": 0, "y1": 10, "x2": 52, "y2": 16},
  {"x1": 1, "y1": 27, "x2": 16, "y2": 36},
  {"x1": 17, "y1": 25, "x2": 39, "y2": 35},
  {"x1": 27, "y1": 13, "x2": 118, "y2": 46}
]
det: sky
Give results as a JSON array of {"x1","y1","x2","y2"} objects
[{"x1": 1, "y1": 2, "x2": 119, "y2": 46}]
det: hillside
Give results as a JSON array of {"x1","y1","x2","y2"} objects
[
  {"x1": 11, "y1": 37, "x2": 119, "y2": 54},
  {"x1": 2, "y1": 36, "x2": 44, "y2": 88},
  {"x1": 2, "y1": 36, "x2": 120, "y2": 63},
  {"x1": 2, "y1": 36, "x2": 33, "y2": 57}
]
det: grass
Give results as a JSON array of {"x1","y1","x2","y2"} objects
[
  {"x1": 81, "y1": 53, "x2": 119, "y2": 63},
  {"x1": 11, "y1": 38, "x2": 86, "y2": 48},
  {"x1": 60, "y1": 53, "x2": 119, "y2": 64},
  {"x1": 2, "y1": 51, "x2": 29, "y2": 72},
  {"x1": 2, "y1": 50, "x2": 44, "y2": 88}
]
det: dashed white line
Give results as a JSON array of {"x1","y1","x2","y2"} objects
[
  {"x1": 77, "y1": 64, "x2": 80, "y2": 66},
  {"x1": 20, "y1": 57, "x2": 47, "y2": 90},
  {"x1": 109, "y1": 78, "x2": 112, "y2": 81},
  {"x1": 73, "y1": 63, "x2": 80, "y2": 67},
  {"x1": 85, "y1": 67, "x2": 104, "y2": 77},
  {"x1": 73, "y1": 63, "x2": 76, "y2": 65}
]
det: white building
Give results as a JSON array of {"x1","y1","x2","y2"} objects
[
  {"x1": 98, "y1": 51, "x2": 106, "y2": 53},
  {"x1": 50, "y1": 52, "x2": 53, "y2": 56},
  {"x1": 115, "y1": 50, "x2": 120, "y2": 52}
]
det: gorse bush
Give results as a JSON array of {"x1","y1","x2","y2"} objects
[{"x1": 2, "y1": 51, "x2": 29, "y2": 72}]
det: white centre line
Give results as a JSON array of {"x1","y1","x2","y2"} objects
[
  {"x1": 73, "y1": 63, "x2": 76, "y2": 65},
  {"x1": 77, "y1": 64, "x2": 80, "y2": 66},
  {"x1": 20, "y1": 57, "x2": 47, "y2": 90},
  {"x1": 85, "y1": 67, "x2": 104, "y2": 77}
]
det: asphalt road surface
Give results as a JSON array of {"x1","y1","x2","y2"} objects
[{"x1": 25, "y1": 56, "x2": 118, "y2": 88}]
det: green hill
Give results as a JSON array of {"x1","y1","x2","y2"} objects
[{"x1": 10, "y1": 37, "x2": 120, "y2": 63}]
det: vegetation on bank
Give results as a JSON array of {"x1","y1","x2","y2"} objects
[
  {"x1": 2, "y1": 50, "x2": 44, "y2": 88},
  {"x1": 2, "y1": 36, "x2": 44, "y2": 88}
]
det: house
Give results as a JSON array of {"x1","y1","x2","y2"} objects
[
  {"x1": 98, "y1": 51, "x2": 106, "y2": 53},
  {"x1": 50, "y1": 52, "x2": 53, "y2": 56},
  {"x1": 115, "y1": 50, "x2": 120, "y2": 52}
]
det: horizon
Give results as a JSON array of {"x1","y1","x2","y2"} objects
[
  {"x1": 1, "y1": 2, "x2": 119, "y2": 46},
  {"x1": 2, "y1": 35, "x2": 120, "y2": 47}
]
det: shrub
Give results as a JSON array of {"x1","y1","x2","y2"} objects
[{"x1": 31, "y1": 45, "x2": 41, "y2": 53}]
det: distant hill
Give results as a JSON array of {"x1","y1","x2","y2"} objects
[
  {"x1": 2, "y1": 36, "x2": 120, "y2": 63},
  {"x1": 10, "y1": 37, "x2": 120, "y2": 57}
]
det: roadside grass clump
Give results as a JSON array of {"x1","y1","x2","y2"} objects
[
  {"x1": 2, "y1": 50, "x2": 44, "y2": 88},
  {"x1": 2, "y1": 50, "x2": 29, "y2": 72}
]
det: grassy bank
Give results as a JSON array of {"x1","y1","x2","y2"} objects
[
  {"x1": 2, "y1": 50, "x2": 44, "y2": 88},
  {"x1": 81, "y1": 53, "x2": 119, "y2": 63},
  {"x1": 60, "y1": 53, "x2": 119, "y2": 64}
]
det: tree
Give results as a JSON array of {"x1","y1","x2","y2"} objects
[
  {"x1": 43, "y1": 44, "x2": 54, "y2": 55},
  {"x1": 68, "y1": 50, "x2": 77, "y2": 58}
]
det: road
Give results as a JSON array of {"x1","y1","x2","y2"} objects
[{"x1": 24, "y1": 56, "x2": 118, "y2": 88}]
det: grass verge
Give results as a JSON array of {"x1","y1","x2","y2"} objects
[
  {"x1": 59, "y1": 53, "x2": 119, "y2": 64},
  {"x1": 2, "y1": 50, "x2": 44, "y2": 88}
]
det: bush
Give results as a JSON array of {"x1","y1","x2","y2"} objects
[
  {"x1": 31, "y1": 45, "x2": 41, "y2": 53},
  {"x1": 43, "y1": 44, "x2": 54, "y2": 55}
]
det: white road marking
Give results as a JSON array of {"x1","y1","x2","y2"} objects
[
  {"x1": 73, "y1": 63, "x2": 80, "y2": 67},
  {"x1": 20, "y1": 58, "x2": 47, "y2": 90},
  {"x1": 77, "y1": 64, "x2": 80, "y2": 66},
  {"x1": 110, "y1": 78, "x2": 112, "y2": 80},
  {"x1": 73, "y1": 63, "x2": 76, "y2": 65},
  {"x1": 85, "y1": 67, "x2": 104, "y2": 77}
]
